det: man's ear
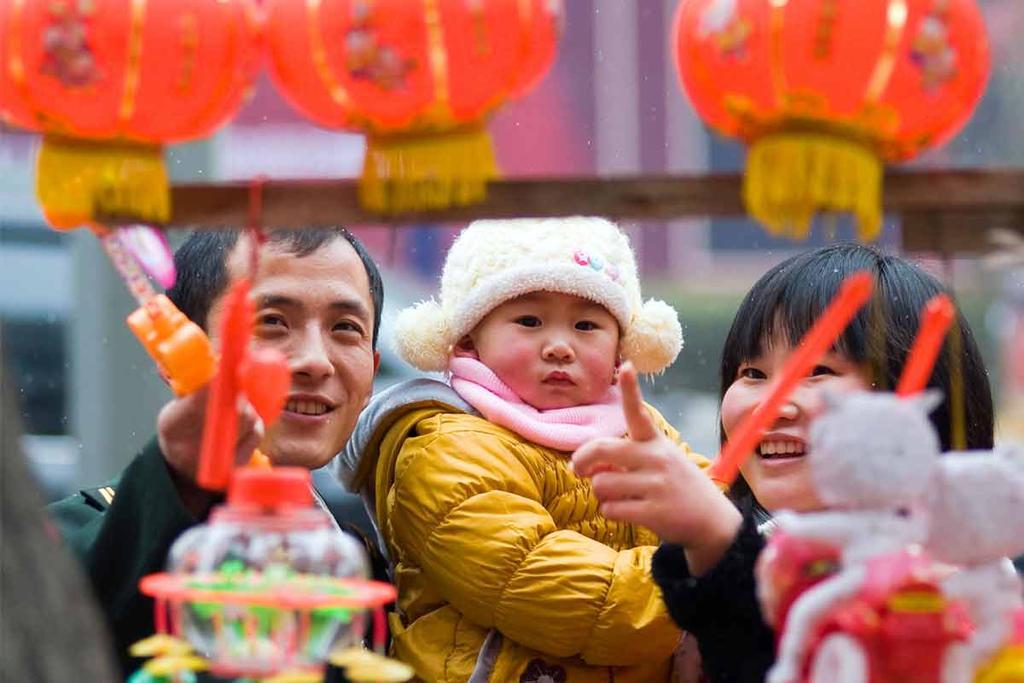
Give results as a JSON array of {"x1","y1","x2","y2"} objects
[
  {"x1": 372, "y1": 350, "x2": 381, "y2": 376},
  {"x1": 452, "y1": 335, "x2": 479, "y2": 359}
]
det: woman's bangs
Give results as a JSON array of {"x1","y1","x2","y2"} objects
[{"x1": 733, "y1": 267, "x2": 865, "y2": 364}]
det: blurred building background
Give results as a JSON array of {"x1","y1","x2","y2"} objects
[{"x1": 2, "y1": 0, "x2": 1023, "y2": 500}]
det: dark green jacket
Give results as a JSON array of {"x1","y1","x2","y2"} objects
[
  {"x1": 48, "y1": 439, "x2": 205, "y2": 676},
  {"x1": 48, "y1": 439, "x2": 387, "y2": 680}
]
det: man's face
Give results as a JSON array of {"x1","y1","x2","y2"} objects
[{"x1": 207, "y1": 237, "x2": 380, "y2": 470}]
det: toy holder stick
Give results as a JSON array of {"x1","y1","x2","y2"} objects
[
  {"x1": 896, "y1": 294, "x2": 955, "y2": 397},
  {"x1": 708, "y1": 272, "x2": 875, "y2": 487},
  {"x1": 196, "y1": 183, "x2": 290, "y2": 491},
  {"x1": 101, "y1": 230, "x2": 160, "y2": 306},
  {"x1": 196, "y1": 276, "x2": 258, "y2": 491}
]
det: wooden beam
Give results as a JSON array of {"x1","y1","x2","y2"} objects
[
  {"x1": 900, "y1": 209, "x2": 1024, "y2": 253},
  {"x1": 100, "y1": 168, "x2": 1024, "y2": 253},
  {"x1": 891, "y1": 169, "x2": 1024, "y2": 253},
  {"x1": 153, "y1": 174, "x2": 749, "y2": 227}
]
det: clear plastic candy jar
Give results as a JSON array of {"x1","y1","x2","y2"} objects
[{"x1": 145, "y1": 467, "x2": 389, "y2": 679}]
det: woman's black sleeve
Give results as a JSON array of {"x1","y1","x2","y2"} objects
[{"x1": 652, "y1": 510, "x2": 776, "y2": 682}]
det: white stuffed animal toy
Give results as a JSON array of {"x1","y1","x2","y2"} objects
[
  {"x1": 767, "y1": 390, "x2": 943, "y2": 683},
  {"x1": 924, "y1": 445, "x2": 1024, "y2": 683}
]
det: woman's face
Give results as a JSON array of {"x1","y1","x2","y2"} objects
[{"x1": 720, "y1": 337, "x2": 872, "y2": 513}]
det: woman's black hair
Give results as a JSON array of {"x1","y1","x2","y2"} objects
[{"x1": 720, "y1": 243, "x2": 994, "y2": 509}]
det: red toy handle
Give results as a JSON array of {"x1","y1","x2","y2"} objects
[
  {"x1": 708, "y1": 272, "x2": 874, "y2": 487},
  {"x1": 196, "y1": 277, "x2": 292, "y2": 491},
  {"x1": 197, "y1": 279, "x2": 252, "y2": 491},
  {"x1": 896, "y1": 294, "x2": 955, "y2": 397}
]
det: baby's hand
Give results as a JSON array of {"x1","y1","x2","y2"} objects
[{"x1": 572, "y1": 364, "x2": 741, "y2": 572}]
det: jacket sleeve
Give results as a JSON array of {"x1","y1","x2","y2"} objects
[
  {"x1": 651, "y1": 508, "x2": 775, "y2": 683},
  {"x1": 47, "y1": 439, "x2": 207, "y2": 675},
  {"x1": 388, "y1": 425, "x2": 680, "y2": 666}
]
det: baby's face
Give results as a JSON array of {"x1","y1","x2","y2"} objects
[{"x1": 466, "y1": 291, "x2": 620, "y2": 410}]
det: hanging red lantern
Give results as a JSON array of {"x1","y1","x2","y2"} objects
[
  {"x1": 0, "y1": 0, "x2": 262, "y2": 229},
  {"x1": 673, "y1": 0, "x2": 990, "y2": 240},
  {"x1": 264, "y1": 0, "x2": 562, "y2": 214},
  {"x1": 0, "y1": 0, "x2": 260, "y2": 399}
]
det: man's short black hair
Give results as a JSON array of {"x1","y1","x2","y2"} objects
[{"x1": 166, "y1": 228, "x2": 384, "y2": 349}]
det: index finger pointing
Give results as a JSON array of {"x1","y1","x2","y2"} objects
[{"x1": 619, "y1": 362, "x2": 658, "y2": 442}]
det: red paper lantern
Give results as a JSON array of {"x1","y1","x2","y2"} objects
[
  {"x1": 673, "y1": 0, "x2": 990, "y2": 240},
  {"x1": 264, "y1": 0, "x2": 562, "y2": 213},
  {"x1": 0, "y1": 0, "x2": 261, "y2": 229}
]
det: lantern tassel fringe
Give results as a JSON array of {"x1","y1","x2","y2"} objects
[
  {"x1": 743, "y1": 132, "x2": 883, "y2": 241},
  {"x1": 36, "y1": 136, "x2": 170, "y2": 230},
  {"x1": 360, "y1": 126, "x2": 499, "y2": 214}
]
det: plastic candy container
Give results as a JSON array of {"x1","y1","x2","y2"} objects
[{"x1": 140, "y1": 467, "x2": 395, "y2": 679}]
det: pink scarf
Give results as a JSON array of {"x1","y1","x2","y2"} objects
[{"x1": 448, "y1": 356, "x2": 627, "y2": 452}]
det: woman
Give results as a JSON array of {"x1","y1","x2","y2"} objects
[{"x1": 573, "y1": 243, "x2": 995, "y2": 682}]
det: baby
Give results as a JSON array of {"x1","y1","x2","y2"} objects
[{"x1": 379, "y1": 217, "x2": 710, "y2": 681}]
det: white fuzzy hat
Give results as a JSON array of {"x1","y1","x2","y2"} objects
[{"x1": 394, "y1": 217, "x2": 683, "y2": 374}]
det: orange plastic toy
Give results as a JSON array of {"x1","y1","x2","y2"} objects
[
  {"x1": 98, "y1": 225, "x2": 216, "y2": 397},
  {"x1": 126, "y1": 294, "x2": 215, "y2": 397}
]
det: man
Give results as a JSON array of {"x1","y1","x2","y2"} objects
[{"x1": 49, "y1": 228, "x2": 383, "y2": 675}]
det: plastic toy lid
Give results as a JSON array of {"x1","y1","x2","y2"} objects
[
  {"x1": 139, "y1": 573, "x2": 397, "y2": 609},
  {"x1": 228, "y1": 467, "x2": 313, "y2": 509}
]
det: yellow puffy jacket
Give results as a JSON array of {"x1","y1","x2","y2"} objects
[{"x1": 367, "y1": 401, "x2": 710, "y2": 682}]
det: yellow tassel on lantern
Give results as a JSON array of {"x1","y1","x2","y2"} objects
[
  {"x1": 35, "y1": 136, "x2": 170, "y2": 230},
  {"x1": 743, "y1": 132, "x2": 883, "y2": 242},
  {"x1": 359, "y1": 126, "x2": 499, "y2": 214}
]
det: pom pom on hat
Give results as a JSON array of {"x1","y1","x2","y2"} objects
[
  {"x1": 393, "y1": 299, "x2": 451, "y2": 372},
  {"x1": 622, "y1": 299, "x2": 684, "y2": 374}
]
